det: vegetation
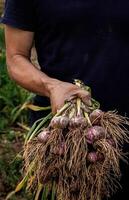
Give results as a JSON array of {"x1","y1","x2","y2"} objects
[{"x1": 0, "y1": 26, "x2": 32, "y2": 200}]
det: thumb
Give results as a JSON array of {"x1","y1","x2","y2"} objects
[{"x1": 77, "y1": 90, "x2": 91, "y2": 106}]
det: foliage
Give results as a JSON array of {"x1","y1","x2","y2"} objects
[
  {"x1": 0, "y1": 27, "x2": 33, "y2": 132},
  {"x1": 0, "y1": 26, "x2": 33, "y2": 199}
]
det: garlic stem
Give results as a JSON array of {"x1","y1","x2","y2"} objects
[
  {"x1": 55, "y1": 102, "x2": 71, "y2": 117},
  {"x1": 69, "y1": 107, "x2": 76, "y2": 119},
  {"x1": 84, "y1": 112, "x2": 92, "y2": 126},
  {"x1": 75, "y1": 79, "x2": 82, "y2": 116}
]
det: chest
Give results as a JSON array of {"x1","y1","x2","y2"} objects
[{"x1": 34, "y1": 0, "x2": 129, "y2": 28}]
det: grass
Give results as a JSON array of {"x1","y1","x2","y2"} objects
[{"x1": 0, "y1": 26, "x2": 33, "y2": 199}]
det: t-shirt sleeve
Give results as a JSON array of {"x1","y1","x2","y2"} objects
[{"x1": 1, "y1": 0, "x2": 35, "y2": 31}]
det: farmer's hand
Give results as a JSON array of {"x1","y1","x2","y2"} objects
[{"x1": 48, "y1": 79, "x2": 91, "y2": 114}]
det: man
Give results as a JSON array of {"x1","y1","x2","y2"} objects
[
  {"x1": 1, "y1": 0, "x2": 129, "y2": 199},
  {"x1": 1, "y1": 0, "x2": 91, "y2": 120}
]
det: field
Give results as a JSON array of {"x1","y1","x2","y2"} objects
[{"x1": 0, "y1": 26, "x2": 32, "y2": 200}]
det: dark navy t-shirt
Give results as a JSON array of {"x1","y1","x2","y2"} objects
[
  {"x1": 1, "y1": 0, "x2": 129, "y2": 114},
  {"x1": 1, "y1": 0, "x2": 129, "y2": 199}
]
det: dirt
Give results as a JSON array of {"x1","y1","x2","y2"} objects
[{"x1": 0, "y1": 132, "x2": 30, "y2": 200}]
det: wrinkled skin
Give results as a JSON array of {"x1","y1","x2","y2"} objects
[{"x1": 49, "y1": 80, "x2": 91, "y2": 113}]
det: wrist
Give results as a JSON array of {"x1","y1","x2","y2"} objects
[{"x1": 41, "y1": 76, "x2": 61, "y2": 98}]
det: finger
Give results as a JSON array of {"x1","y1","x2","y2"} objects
[
  {"x1": 53, "y1": 101, "x2": 66, "y2": 114},
  {"x1": 64, "y1": 89, "x2": 91, "y2": 104},
  {"x1": 51, "y1": 103, "x2": 56, "y2": 114},
  {"x1": 65, "y1": 94, "x2": 77, "y2": 102},
  {"x1": 50, "y1": 99, "x2": 57, "y2": 114},
  {"x1": 77, "y1": 90, "x2": 92, "y2": 106}
]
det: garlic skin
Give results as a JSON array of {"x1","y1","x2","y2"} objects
[
  {"x1": 37, "y1": 130, "x2": 50, "y2": 143},
  {"x1": 106, "y1": 138, "x2": 116, "y2": 147},
  {"x1": 69, "y1": 116, "x2": 87, "y2": 128},
  {"x1": 50, "y1": 116, "x2": 69, "y2": 129},
  {"x1": 86, "y1": 126, "x2": 105, "y2": 144},
  {"x1": 90, "y1": 109, "x2": 103, "y2": 125},
  {"x1": 87, "y1": 152, "x2": 98, "y2": 163},
  {"x1": 52, "y1": 142, "x2": 66, "y2": 156},
  {"x1": 87, "y1": 151, "x2": 104, "y2": 163}
]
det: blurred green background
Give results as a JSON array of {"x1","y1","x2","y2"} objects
[{"x1": 0, "y1": 25, "x2": 33, "y2": 200}]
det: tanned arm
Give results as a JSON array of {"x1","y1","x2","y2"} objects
[
  {"x1": 5, "y1": 25, "x2": 54, "y2": 97},
  {"x1": 5, "y1": 25, "x2": 91, "y2": 113}
]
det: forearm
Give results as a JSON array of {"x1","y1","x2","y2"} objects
[
  {"x1": 6, "y1": 54, "x2": 91, "y2": 114},
  {"x1": 6, "y1": 54, "x2": 57, "y2": 97}
]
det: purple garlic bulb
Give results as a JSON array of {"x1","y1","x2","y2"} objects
[
  {"x1": 53, "y1": 142, "x2": 66, "y2": 156},
  {"x1": 37, "y1": 129, "x2": 50, "y2": 143},
  {"x1": 50, "y1": 116, "x2": 69, "y2": 129},
  {"x1": 59, "y1": 116, "x2": 69, "y2": 129},
  {"x1": 106, "y1": 138, "x2": 116, "y2": 148},
  {"x1": 69, "y1": 116, "x2": 87, "y2": 128},
  {"x1": 87, "y1": 151, "x2": 104, "y2": 163},
  {"x1": 87, "y1": 152, "x2": 98, "y2": 163},
  {"x1": 86, "y1": 126, "x2": 105, "y2": 144},
  {"x1": 90, "y1": 109, "x2": 103, "y2": 125}
]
